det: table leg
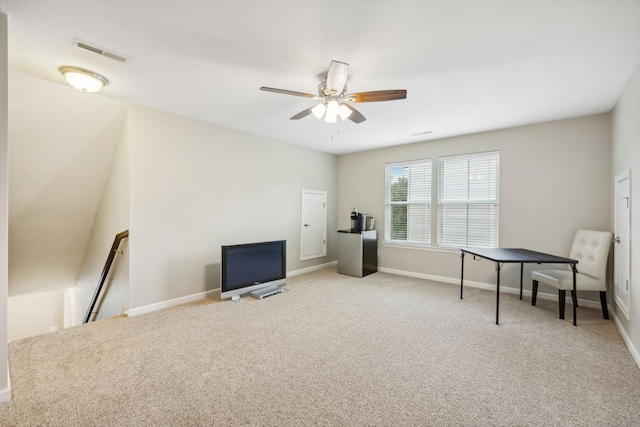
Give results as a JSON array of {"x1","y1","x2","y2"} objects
[
  {"x1": 496, "y1": 262, "x2": 501, "y2": 325},
  {"x1": 519, "y1": 263, "x2": 524, "y2": 300},
  {"x1": 571, "y1": 264, "x2": 577, "y2": 326},
  {"x1": 460, "y1": 251, "x2": 465, "y2": 299}
]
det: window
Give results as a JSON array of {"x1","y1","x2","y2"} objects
[
  {"x1": 437, "y1": 152, "x2": 500, "y2": 248},
  {"x1": 385, "y1": 160, "x2": 432, "y2": 244}
]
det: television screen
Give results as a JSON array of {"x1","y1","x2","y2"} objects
[{"x1": 221, "y1": 240, "x2": 286, "y2": 299}]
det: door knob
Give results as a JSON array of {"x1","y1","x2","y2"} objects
[
  {"x1": 304, "y1": 224, "x2": 310, "y2": 227},
  {"x1": 613, "y1": 237, "x2": 620, "y2": 243}
]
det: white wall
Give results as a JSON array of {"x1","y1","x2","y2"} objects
[
  {"x1": 8, "y1": 72, "x2": 127, "y2": 296},
  {"x1": 7, "y1": 290, "x2": 63, "y2": 341},
  {"x1": 64, "y1": 286, "x2": 93, "y2": 328},
  {"x1": 75, "y1": 110, "x2": 130, "y2": 322},
  {"x1": 338, "y1": 114, "x2": 612, "y2": 298},
  {"x1": 611, "y1": 60, "x2": 640, "y2": 364},
  {"x1": 0, "y1": 12, "x2": 10, "y2": 404},
  {"x1": 128, "y1": 104, "x2": 338, "y2": 310}
]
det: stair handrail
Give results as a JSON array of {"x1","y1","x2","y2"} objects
[{"x1": 83, "y1": 230, "x2": 129, "y2": 324}]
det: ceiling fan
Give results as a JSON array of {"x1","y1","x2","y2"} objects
[{"x1": 260, "y1": 60, "x2": 407, "y2": 124}]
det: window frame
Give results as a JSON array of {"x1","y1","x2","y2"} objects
[
  {"x1": 384, "y1": 159, "x2": 433, "y2": 246},
  {"x1": 436, "y1": 151, "x2": 500, "y2": 249}
]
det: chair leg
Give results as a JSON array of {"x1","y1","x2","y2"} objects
[
  {"x1": 558, "y1": 290, "x2": 566, "y2": 319},
  {"x1": 532, "y1": 280, "x2": 538, "y2": 306},
  {"x1": 571, "y1": 290, "x2": 579, "y2": 308},
  {"x1": 600, "y1": 291, "x2": 610, "y2": 320}
]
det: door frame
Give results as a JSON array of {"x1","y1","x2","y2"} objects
[
  {"x1": 300, "y1": 189, "x2": 327, "y2": 261},
  {"x1": 614, "y1": 169, "x2": 631, "y2": 320}
]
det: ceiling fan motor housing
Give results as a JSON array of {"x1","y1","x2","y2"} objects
[
  {"x1": 325, "y1": 60, "x2": 350, "y2": 96},
  {"x1": 318, "y1": 82, "x2": 347, "y2": 98}
]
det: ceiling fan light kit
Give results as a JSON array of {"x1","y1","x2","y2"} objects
[
  {"x1": 307, "y1": 98, "x2": 353, "y2": 123},
  {"x1": 260, "y1": 60, "x2": 406, "y2": 124},
  {"x1": 338, "y1": 104, "x2": 352, "y2": 120},
  {"x1": 311, "y1": 103, "x2": 326, "y2": 119},
  {"x1": 323, "y1": 99, "x2": 341, "y2": 123},
  {"x1": 59, "y1": 66, "x2": 109, "y2": 92}
]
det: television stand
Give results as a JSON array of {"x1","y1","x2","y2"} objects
[{"x1": 249, "y1": 285, "x2": 282, "y2": 300}]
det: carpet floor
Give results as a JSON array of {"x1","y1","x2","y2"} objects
[{"x1": 1, "y1": 266, "x2": 639, "y2": 426}]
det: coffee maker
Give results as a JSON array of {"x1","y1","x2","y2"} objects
[
  {"x1": 350, "y1": 208, "x2": 359, "y2": 231},
  {"x1": 350, "y1": 208, "x2": 366, "y2": 232}
]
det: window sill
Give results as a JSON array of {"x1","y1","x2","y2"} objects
[{"x1": 382, "y1": 242, "x2": 460, "y2": 254}]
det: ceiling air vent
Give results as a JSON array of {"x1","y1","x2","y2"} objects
[
  {"x1": 410, "y1": 131, "x2": 433, "y2": 137},
  {"x1": 74, "y1": 40, "x2": 128, "y2": 63}
]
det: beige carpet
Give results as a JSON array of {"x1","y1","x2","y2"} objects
[{"x1": 1, "y1": 266, "x2": 639, "y2": 426}]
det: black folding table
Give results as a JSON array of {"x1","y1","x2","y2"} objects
[{"x1": 459, "y1": 248, "x2": 579, "y2": 325}]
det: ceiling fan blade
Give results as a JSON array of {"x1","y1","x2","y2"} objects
[
  {"x1": 260, "y1": 86, "x2": 319, "y2": 99},
  {"x1": 344, "y1": 90, "x2": 407, "y2": 102},
  {"x1": 325, "y1": 60, "x2": 349, "y2": 95},
  {"x1": 290, "y1": 107, "x2": 315, "y2": 120},
  {"x1": 343, "y1": 104, "x2": 367, "y2": 124}
]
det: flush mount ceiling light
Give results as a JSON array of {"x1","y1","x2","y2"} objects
[{"x1": 59, "y1": 66, "x2": 109, "y2": 92}]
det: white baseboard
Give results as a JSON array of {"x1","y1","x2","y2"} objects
[
  {"x1": 127, "y1": 289, "x2": 219, "y2": 318},
  {"x1": 127, "y1": 261, "x2": 338, "y2": 318},
  {"x1": 126, "y1": 262, "x2": 606, "y2": 315},
  {"x1": 0, "y1": 363, "x2": 10, "y2": 403},
  {"x1": 288, "y1": 260, "x2": 337, "y2": 277},
  {"x1": 124, "y1": 263, "x2": 638, "y2": 370},
  {"x1": 611, "y1": 311, "x2": 640, "y2": 370},
  {"x1": 377, "y1": 267, "x2": 602, "y2": 309}
]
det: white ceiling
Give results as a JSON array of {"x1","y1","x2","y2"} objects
[{"x1": 2, "y1": 0, "x2": 639, "y2": 155}]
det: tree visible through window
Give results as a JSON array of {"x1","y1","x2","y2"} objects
[
  {"x1": 390, "y1": 175, "x2": 408, "y2": 239},
  {"x1": 385, "y1": 160, "x2": 431, "y2": 244}
]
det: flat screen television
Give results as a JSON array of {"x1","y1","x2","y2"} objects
[{"x1": 220, "y1": 240, "x2": 286, "y2": 300}]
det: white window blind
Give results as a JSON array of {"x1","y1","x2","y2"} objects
[
  {"x1": 437, "y1": 152, "x2": 499, "y2": 248},
  {"x1": 385, "y1": 160, "x2": 432, "y2": 244}
]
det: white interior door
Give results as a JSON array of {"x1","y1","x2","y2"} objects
[
  {"x1": 301, "y1": 190, "x2": 327, "y2": 260},
  {"x1": 614, "y1": 170, "x2": 631, "y2": 320}
]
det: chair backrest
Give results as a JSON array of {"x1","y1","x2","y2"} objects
[{"x1": 569, "y1": 229, "x2": 613, "y2": 281}]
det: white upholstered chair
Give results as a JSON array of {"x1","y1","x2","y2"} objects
[{"x1": 531, "y1": 229, "x2": 613, "y2": 320}]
